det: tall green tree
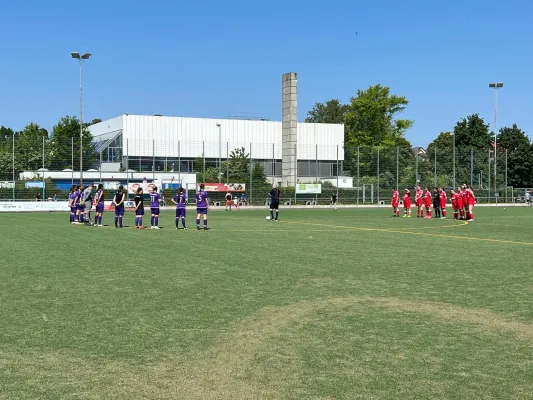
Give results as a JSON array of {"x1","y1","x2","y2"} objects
[
  {"x1": 497, "y1": 124, "x2": 533, "y2": 187},
  {"x1": 304, "y1": 99, "x2": 349, "y2": 124},
  {"x1": 16, "y1": 122, "x2": 49, "y2": 171},
  {"x1": 0, "y1": 126, "x2": 16, "y2": 180},
  {"x1": 453, "y1": 114, "x2": 491, "y2": 149},
  {"x1": 49, "y1": 115, "x2": 95, "y2": 170},
  {"x1": 344, "y1": 84, "x2": 413, "y2": 146}
]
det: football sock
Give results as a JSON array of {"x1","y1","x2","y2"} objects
[
  {"x1": 176, "y1": 218, "x2": 179, "y2": 228},
  {"x1": 275, "y1": 211, "x2": 279, "y2": 220},
  {"x1": 119, "y1": 216, "x2": 123, "y2": 228},
  {"x1": 196, "y1": 218, "x2": 200, "y2": 227},
  {"x1": 442, "y1": 210, "x2": 446, "y2": 217},
  {"x1": 203, "y1": 219, "x2": 207, "y2": 228},
  {"x1": 155, "y1": 216, "x2": 159, "y2": 227},
  {"x1": 470, "y1": 212, "x2": 474, "y2": 220},
  {"x1": 114, "y1": 216, "x2": 118, "y2": 227},
  {"x1": 181, "y1": 217, "x2": 187, "y2": 229},
  {"x1": 270, "y1": 210, "x2": 274, "y2": 219},
  {"x1": 151, "y1": 216, "x2": 154, "y2": 226}
]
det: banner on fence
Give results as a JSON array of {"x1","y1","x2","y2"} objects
[
  {"x1": 161, "y1": 181, "x2": 182, "y2": 191},
  {"x1": 296, "y1": 184, "x2": 322, "y2": 194},
  {"x1": 200, "y1": 183, "x2": 246, "y2": 192},
  {"x1": 0, "y1": 181, "x2": 14, "y2": 189},
  {"x1": 127, "y1": 182, "x2": 157, "y2": 194},
  {"x1": 103, "y1": 181, "x2": 120, "y2": 191},
  {"x1": 0, "y1": 201, "x2": 69, "y2": 212},
  {"x1": 25, "y1": 181, "x2": 45, "y2": 189}
]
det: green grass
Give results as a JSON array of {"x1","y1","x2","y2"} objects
[{"x1": 1, "y1": 206, "x2": 533, "y2": 399}]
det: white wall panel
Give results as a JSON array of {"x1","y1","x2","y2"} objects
[{"x1": 103, "y1": 115, "x2": 343, "y2": 160}]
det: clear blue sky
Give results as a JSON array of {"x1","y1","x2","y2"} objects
[{"x1": 1, "y1": 0, "x2": 532, "y2": 147}]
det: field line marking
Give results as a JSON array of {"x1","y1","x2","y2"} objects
[{"x1": 277, "y1": 220, "x2": 533, "y2": 246}]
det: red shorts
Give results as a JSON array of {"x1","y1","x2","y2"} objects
[
  {"x1": 415, "y1": 199, "x2": 422, "y2": 207},
  {"x1": 424, "y1": 200, "x2": 431, "y2": 208},
  {"x1": 457, "y1": 199, "x2": 463, "y2": 209},
  {"x1": 404, "y1": 200, "x2": 411, "y2": 208},
  {"x1": 440, "y1": 202, "x2": 446, "y2": 209},
  {"x1": 392, "y1": 202, "x2": 399, "y2": 208},
  {"x1": 451, "y1": 201, "x2": 458, "y2": 209},
  {"x1": 469, "y1": 199, "x2": 475, "y2": 206}
]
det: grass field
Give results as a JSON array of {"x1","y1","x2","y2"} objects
[{"x1": 1, "y1": 206, "x2": 533, "y2": 399}]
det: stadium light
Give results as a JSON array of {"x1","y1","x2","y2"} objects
[
  {"x1": 71, "y1": 51, "x2": 92, "y2": 185},
  {"x1": 488, "y1": 81, "x2": 504, "y2": 202}
]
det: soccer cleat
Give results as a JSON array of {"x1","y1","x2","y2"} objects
[
  {"x1": 197, "y1": 226, "x2": 201, "y2": 230},
  {"x1": 184, "y1": 227, "x2": 188, "y2": 230},
  {"x1": 154, "y1": 226, "x2": 161, "y2": 230},
  {"x1": 402, "y1": 214, "x2": 407, "y2": 218},
  {"x1": 204, "y1": 227, "x2": 209, "y2": 230},
  {"x1": 151, "y1": 226, "x2": 155, "y2": 230}
]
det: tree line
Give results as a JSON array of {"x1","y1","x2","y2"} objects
[{"x1": 305, "y1": 84, "x2": 533, "y2": 188}]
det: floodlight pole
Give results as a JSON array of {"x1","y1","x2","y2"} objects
[
  {"x1": 489, "y1": 82, "x2": 503, "y2": 202},
  {"x1": 72, "y1": 52, "x2": 91, "y2": 185},
  {"x1": 216, "y1": 123, "x2": 222, "y2": 183}
]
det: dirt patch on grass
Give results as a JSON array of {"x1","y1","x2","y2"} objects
[{"x1": 2, "y1": 296, "x2": 533, "y2": 399}]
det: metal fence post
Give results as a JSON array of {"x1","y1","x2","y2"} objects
[
  {"x1": 434, "y1": 147, "x2": 437, "y2": 187},
  {"x1": 152, "y1": 139, "x2": 156, "y2": 182},
  {"x1": 99, "y1": 148, "x2": 102, "y2": 185},
  {"x1": 377, "y1": 146, "x2": 380, "y2": 204},
  {"x1": 336, "y1": 145, "x2": 339, "y2": 201},
  {"x1": 42, "y1": 136, "x2": 45, "y2": 200},
  {"x1": 357, "y1": 146, "x2": 360, "y2": 205},
  {"x1": 202, "y1": 141, "x2": 205, "y2": 183},
  {"x1": 12, "y1": 132, "x2": 15, "y2": 200},
  {"x1": 488, "y1": 148, "x2": 491, "y2": 202},
  {"x1": 470, "y1": 148, "x2": 473, "y2": 187},
  {"x1": 178, "y1": 140, "x2": 181, "y2": 187},
  {"x1": 452, "y1": 133, "x2": 456, "y2": 189},
  {"x1": 249, "y1": 142, "x2": 253, "y2": 205},
  {"x1": 71, "y1": 137, "x2": 74, "y2": 186},
  {"x1": 126, "y1": 139, "x2": 129, "y2": 200},
  {"x1": 505, "y1": 149, "x2": 508, "y2": 203},
  {"x1": 396, "y1": 146, "x2": 400, "y2": 188},
  {"x1": 226, "y1": 142, "x2": 229, "y2": 183},
  {"x1": 272, "y1": 143, "x2": 275, "y2": 182}
]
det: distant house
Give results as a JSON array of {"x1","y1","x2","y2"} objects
[{"x1": 413, "y1": 147, "x2": 427, "y2": 159}]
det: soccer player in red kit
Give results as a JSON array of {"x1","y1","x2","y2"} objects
[
  {"x1": 439, "y1": 187, "x2": 447, "y2": 219},
  {"x1": 456, "y1": 186, "x2": 464, "y2": 220},
  {"x1": 403, "y1": 189, "x2": 412, "y2": 217},
  {"x1": 466, "y1": 184, "x2": 476, "y2": 221},
  {"x1": 415, "y1": 185, "x2": 423, "y2": 217},
  {"x1": 391, "y1": 188, "x2": 400, "y2": 217},
  {"x1": 461, "y1": 185, "x2": 468, "y2": 220},
  {"x1": 450, "y1": 189, "x2": 459, "y2": 220},
  {"x1": 424, "y1": 187, "x2": 432, "y2": 218}
]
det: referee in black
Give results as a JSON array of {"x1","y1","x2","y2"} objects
[{"x1": 269, "y1": 184, "x2": 280, "y2": 221}]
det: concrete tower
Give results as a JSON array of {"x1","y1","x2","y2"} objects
[{"x1": 282, "y1": 72, "x2": 297, "y2": 187}]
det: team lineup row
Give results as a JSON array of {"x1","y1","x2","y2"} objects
[
  {"x1": 66, "y1": 183, "x2": 283, "y2": 229},
  {"x1": 393, "y1": 185, "x2": 476, "y2": 221}
]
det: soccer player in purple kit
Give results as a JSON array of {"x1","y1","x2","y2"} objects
[
  {"x1": 195, "y1": 183, "x2": 209, "y2": 230},
  {"x1": 94, "y1": 183, "x2": 105, "y2": 226},
  {"x1": 113, "y1": 185, "x2": 126, "y2": 228},
  {"x1": 172, "y1": 187, "x2": 188, "y2": 230},
  {"x1": 150, "y1": 186, "x2": 161, "y2": 230},
  {"x1": 73, "y1": 185, "x2": 82, "y2": 224},
  {"x1": 68, "y1": 185, "x2": 77, "y2": 224},
  {"x1": 134, "y1": 187, "x2": 145, "y2": 229},
  {"x1": 78, "y1": 185, "x2": 85, "y2": 223}
]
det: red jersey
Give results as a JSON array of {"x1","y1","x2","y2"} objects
[
  {"x1": 457, "y1": 191, "x2": 464, "y2": 207},
  {"x1": 404, "y1": 192, "x2": 411, "y2": 207},
  {"x1": 415, "y1": 189, "x2": 423, "y2": 204},
  {"x1": 451, "y1": 192, "x2": 458, "y2": 205},
  {"x1": 468, "y1": 189, "x2": 475, "y2": 205},
  {"x1": 424, "y1": 190, "x2": 432, "y2": 205},
  {"x1": 439, "y1": 191, "x2": 447, "y2": 208},
  {"x1": 392, "y1": 191, "x2": 399, "y2": 205}
]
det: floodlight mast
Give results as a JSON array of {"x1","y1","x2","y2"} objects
[
  {"x1": 71, "y1": 52, "x2": 92, "y2": 185},
  {"x1": 488, "y1": 81, "x2": 504, "y2": 202}
]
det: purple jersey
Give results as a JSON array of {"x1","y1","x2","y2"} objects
[
  {"x1": 74, "y1": 190, "x2": 81, "y2": 205},
  {"x1": 95, "y1": 189, "x2": 104, "y2": 203},
  {"x1": 195, "y1": 190, "x2": 208, "y2": 208},
  {"x1": 173, "y1": 193, "x2": 187, "y2": 208},
  {"x1": 150, "y1": 192, "x2": 161, "y2": 208}
]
